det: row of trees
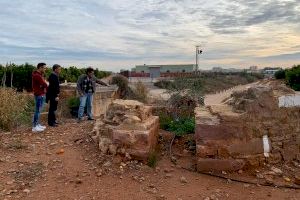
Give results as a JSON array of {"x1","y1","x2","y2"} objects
[
  {"x1": 275, "y1": 65, "x2": 300, "y2": 91},
  {"x1": 0, "y1": 63, "x2": 111, "y2": 92}
]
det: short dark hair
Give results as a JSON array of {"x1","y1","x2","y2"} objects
[
  {"x1": 37, "y1": 63, "x2": 46, "y2": 69},
  {"x1": 86, "y1": 67, "x2": 94, "y2": 74},
  {"x1": 53, "y1": 64, "x2": 61, "y2": 71}
]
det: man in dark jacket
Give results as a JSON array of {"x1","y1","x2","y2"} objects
[
  {"x1": 32, "y1": 63, "x2": 48, "y2": 132},
  {"x1": 46, "y1": 64, "x2": 61, "y2": 126},
  {"x1": 77, "y1": 67, "x2": 108, "y2": 122}
]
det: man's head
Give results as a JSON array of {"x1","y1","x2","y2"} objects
[
  {"x1": 37, "y1": 62, "x2": 46, "y2": 73},
  {"x1": 86, "y1": 67, "x2": 94, "y2": 78},
  {"x1": 52, "y1": 64, "x2": 62, "y2": 74}
]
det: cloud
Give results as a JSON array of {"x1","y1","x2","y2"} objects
[{"x1": 0, "y1": 0, "x2": 299, "y2": 71}]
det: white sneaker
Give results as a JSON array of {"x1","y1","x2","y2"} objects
[
  {"x1": 37, "y1": 124, "x2": 46, "y2": 130},
  {"x1": 32, "y1": 126, "x2": 44, "y2": 132}
]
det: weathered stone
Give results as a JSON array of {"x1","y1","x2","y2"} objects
[
  {"x1": 197, "y1": 158, "x2": 245, "y2": 172},
  {"x1": 196, "y1": 145, "x2": 217, "y2": 158},
  {"x1": 228, "y1": 138, "x2": 267, "y2": 156},
  {"x1": 282, "y1": 145, "x2": 299, "y2": 162},
  {"x1": 267, "y1": 153, "x2": 282, "y2": 164}
]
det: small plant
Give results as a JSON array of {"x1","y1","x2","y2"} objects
[
  {"x1": 168, "y1": 117, "x2": 195, "y2": 137},
  {"x1": 147, "y1": 151, "x2": 158, "y2": 168},
  {"x1": 67, "y1": 97, "x2": 80, "y2": 117}
]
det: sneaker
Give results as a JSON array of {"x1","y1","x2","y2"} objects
[
  {"x1": 37, "y1": 124, "x2": 46, "y2": 129},
  {"x1": 87, "y1": 118, "x2": 95, "y2": 121},
  {"x1": 32, "y1": 126, "x2": 44, "y2": 132}
]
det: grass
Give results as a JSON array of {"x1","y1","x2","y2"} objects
[
  {"x1": 7, "y1": 139, "x2": 28, "y2": 150},
  {"x1": 0, "y1": 88, "x2": 33, "y2": 130}
]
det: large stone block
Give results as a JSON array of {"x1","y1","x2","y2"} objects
[{"x1": 197, "y1": 158, "x2": 245, "y2": 172}]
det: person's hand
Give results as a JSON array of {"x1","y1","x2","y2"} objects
[{"x1": 55, "y1": 97, "x2": 59, "y2": 101}]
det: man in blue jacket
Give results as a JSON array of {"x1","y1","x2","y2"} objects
[{"x1": 46, "y1": 64, "x2": 61, "y2": 126}]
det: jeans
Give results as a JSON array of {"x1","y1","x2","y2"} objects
[
  {"x1": 78, "y1": 93, "x2": 93, "y2": 119},
  {"x1": 33, "y1": 95, "x2": 45, "y2": 127},
  {"x1": 48, "y1": 98, "x2": 58, "y2": 125}
]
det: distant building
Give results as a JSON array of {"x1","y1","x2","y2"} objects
[
  {"x1": 133, "y1": 64, "x2": 195, "y2": 78},
  {"x1": 211, "y1": 67, "x2": 243, "y2": 73},
  {"x1": 263, "y1": 67, "x2": 281, "y2": 78}
]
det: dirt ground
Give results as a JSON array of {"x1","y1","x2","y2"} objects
[{"x1": 1, "y1": 120, "x2": 300, "y2": 200}]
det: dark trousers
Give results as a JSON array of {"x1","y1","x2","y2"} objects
[{"x1": 48, "y1": 98, "x2": 58, "y2": 125}]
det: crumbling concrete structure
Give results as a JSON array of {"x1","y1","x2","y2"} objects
[
  {"x1": 195, "y1": 84, "x2": 300, "y2": 172},
  {"x1": 59, "y1": 83, "x2": 118, "y2": 118},
  {"x1": 92, "y1": 99, "x2": 159, "y2": 160}
]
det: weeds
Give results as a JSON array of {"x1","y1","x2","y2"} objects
[
  {"x1": 0, "y1": 88, "x2": 32, "y2": 130},
  {"x1": 147, "y1": 151, "x2": 158, "y2": 168}
]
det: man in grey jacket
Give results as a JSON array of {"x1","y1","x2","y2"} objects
[{"x1": 77, "y1": 67, "x2": 108, "y2": 121}]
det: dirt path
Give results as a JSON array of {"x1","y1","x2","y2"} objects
[
  {"x1": 204, "y1": 82, "x2": 259, "y2": 105},
  {"x1": 1, "y1": 120, "x2": 299, "y2": 200}
]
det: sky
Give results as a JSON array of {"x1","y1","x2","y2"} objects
[{"x1": 0, "y1": 0, "x2": 300, "y2": 72}]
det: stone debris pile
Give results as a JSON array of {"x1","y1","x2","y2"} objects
[{"x1": 91, "y1": 99, "x2": 159, "y2": 160}]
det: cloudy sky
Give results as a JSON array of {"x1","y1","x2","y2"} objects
[{"x1": 0, "y1": 0, "x2": 300, "y2": 71}]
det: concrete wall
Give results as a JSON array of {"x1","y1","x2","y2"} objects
[{"x1": 59, "y1": 83, "x2": 118, "y2": 118}]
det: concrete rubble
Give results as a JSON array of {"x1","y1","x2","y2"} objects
[
  {"x1": 195, "y1": 82, "x2": 300, "y2": 174},
  {"x1": 91, "y1": 99, "x2": 159, "y2": 161}
]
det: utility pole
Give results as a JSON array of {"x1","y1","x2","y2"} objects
[{"x1": 195, "y1": 46, "x2": 203, "y2": 72}]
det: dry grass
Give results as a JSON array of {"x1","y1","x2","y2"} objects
[
  {"x1": 0, "y1": 88, "x2": 32, "y2": 130},
  {"x1": 127, "y1": 81, "x2": 149, "y2": 103}
]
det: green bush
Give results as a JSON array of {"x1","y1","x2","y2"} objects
[
  {"x1": 285, "y1": 65, "x2": 300, "y2": 91},
  {"x1": 168, "y1": 117, "x2": 195, "y2": 136},
  {"x1": 67, "y1": 97, "x2": 80, "y2": 117},
  {"x1": 275, "y1": 69, "x2": 286, "y2": 79},
  {"x1": 159, "y1": 111, "x2": 195, "y2": 137}
]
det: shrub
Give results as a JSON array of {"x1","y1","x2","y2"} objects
[
  {"x1": 154, "y1": 80, "x2": 174, "y2": 89},
  {"x1": 285, "y1": 65, "x2": 300, "y2": 91},
  {"x1": 0, "y1": 88, "x2": 32, "y2": 130},
  {"x1": 129, "y1": 81, "x2": 148, "y2": 103},
  {"x1": 275, "y1": 69, "x2": 286, "y2": 79},
  {"x1": 168, "y1": 117, "x2": 195, "y2": 137},
  {"x1": 67, "y1": 97, "x2": 80, "y2": 117},
  {"x1": 111, "y1": 75, "x2": 129, "y2": 98}
]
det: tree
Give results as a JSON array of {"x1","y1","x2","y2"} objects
[
  {"x1": 285, "y1": 65, "x2": 300, "y2": 91},
  {"x1": 275, "y1": 69, "x2": 286, "y2": 79}
]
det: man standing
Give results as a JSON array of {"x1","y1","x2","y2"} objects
[
  {"x1": 77, "y1": 67, "x2": 108, "y2": 122},
  {"x1": 32, "y1": 63, "x2": 48, "y2": 132},
  {"x1": 46, "y1": 64, "x2": 61, "y2": 127}
]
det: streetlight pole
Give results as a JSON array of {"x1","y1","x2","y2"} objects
[{"x1": 195, "y1": 45, "x2": 203, "y2": 73}]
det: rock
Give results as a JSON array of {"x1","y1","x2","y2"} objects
[
  {"x1": 165, "y1": 173, "x2": 172, "y2": 178},
  {"x1": 108, "y1": 144, "x2": 117, "y2": 155},
  {"x1": 6, "y1": 181, "x2": 14, "y2": 185},
  {"x1": 23, "y1": 189, "x2": 30, "y2": 194},
  {"x1": 103, "y1": 161, "x2": 112, "y2": 168},
  {"x1": 294, "y1": 175, "x2": 300, "y2": 185},
  {"x1": 271, "y1": 166, "x2": 283, "y2": 176},
  {"x1": 171, "y1": 156, "x2": 177, "y2": 163},
  {"x1": 264, "y1": 177, "x2": 274, "y2": 185},
  {"x1": 56, "y1": 149, "x2": 64, "y2": 155},
  {"x1": 204, "y1": 197, "x2": 210, "y2": 200},
  {"x1": 97, "y1": 172, "x2": 102, "y2": 177},
  {"x1": 283, "y1": 177, "x2": 291, "y2": 182},
  {"x1": 238, "y1": 170, "x2": 243, "y2": 174},
  {"x1": 75, "y1": 179, "x2": 82, "y2": 184},
  {"x1": 180, "y1": 176, "x2": 188, "y2": 184}
]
